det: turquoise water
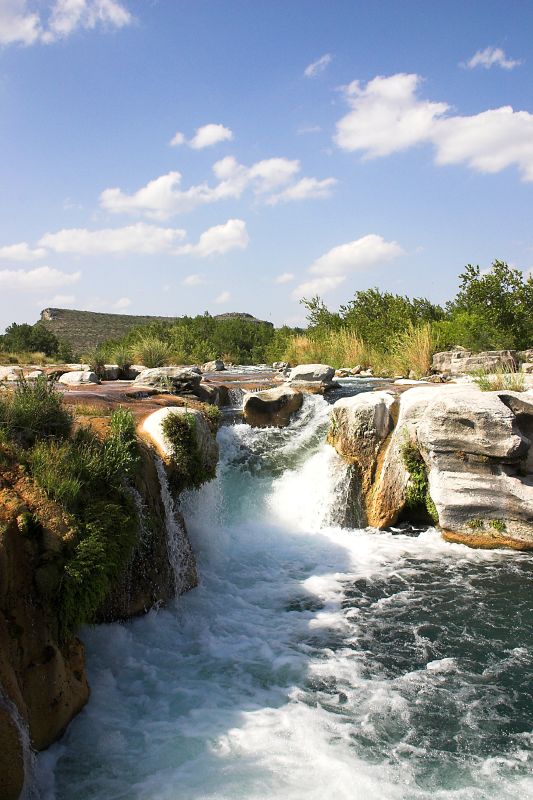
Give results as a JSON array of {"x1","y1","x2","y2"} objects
[{"x1": 36, "y1": 396, "x2": 533, "y2": 800}]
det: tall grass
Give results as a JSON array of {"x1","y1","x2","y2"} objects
[
  {"x1": 131, "y1": 336, "x2": 172, "y2": 368},
  {"x1": 471, "y1": 366, "x2": 526, "y2": 392},
  {"x1": 0, "y1": 376, "x2": 72, "y2": 446},
  {"x1": 281, "y1": 323, "x2": 438, "y2": 376}
]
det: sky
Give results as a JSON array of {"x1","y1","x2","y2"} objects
[{"x1": 0, "y1": 0, "x2": 532, "y2": 332}]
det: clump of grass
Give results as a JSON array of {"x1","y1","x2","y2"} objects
[
  {"x1": 0, "y1": 376, "x2": 72, "y2": 446},
  {"x1": 401, "y1": 435, "x2": 438, "y2": 524},
  {"x1": 112, "y1": 347, "x2": 132, "y2": 375},
  {"x1": 73, "y1": 403, "x2": 113, "y2": 417},
  {"x1": 161, "y1": 411, "x2": 216, "y2": 493},
  {"x1": 132, "y1": 336, "x2": 172, "y2": 368},
  {"x1": 467, "y1": 518, "x2": 484, "y2": 530},
  {"x1": 471, "y1": 365, "x2": 526, "y2": 392},
  {"x1": 84, "y1": 348, "x2": 107, "y2": 380},
  {"x1": 391, "y1": 322, "x2": 437, "y2": 379},
  {"x1": 202, "y1": 403, "x2": 221, "y2": 432},
  {"x1": 489, "y1": 518, "x2": 507, "y2": 533}
]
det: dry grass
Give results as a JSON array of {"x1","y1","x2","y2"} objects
[
  {"x1": 471, "y1": 366, "x2": 526, "y2": 392},
  {"x1": 0, "y1": 351, "x2": 55, "y2": 366},
  {"x1": 390, "y1": 322, "x2": 437, "y2": 379}
]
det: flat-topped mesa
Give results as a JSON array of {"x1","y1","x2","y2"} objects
[{"x1": 328, "y1": 385, "x2": 533, "y2": 550}]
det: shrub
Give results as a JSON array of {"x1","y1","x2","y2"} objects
[
  {"x1": 132, "y1": 336, "x2": 172, "y2": 368},
  {"x1": 57, "y1": 498, "x2": 138, "y2": 640},
  {"x1": 161, "y1": 411, "x2": 215, "y2": 493},
  {"x1": 202, "y1": 403, "x2": 221, "y2": 432},
  {"x1": 112, "y1": 347, "x2": 132, "y2": 374},
  {"x1": 391, "y1": 322, "x2": 437, "y2": 378},
  {"x1": 84, "y1": 348, "x2": 107, "y2": 380},
  {"x1": 401, "y1": 436, "x2": 438, "y2": 524},
  {"x1": 0, "y1": 376, "x2": 72, "y2": 446}
]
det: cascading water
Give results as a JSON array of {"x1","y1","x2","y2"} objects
[
  {"x1": 0, "y1": 687, "x2": 39, "y2": 800},
  {"x1": 155, "y1": 457, "x2": 196, "y2": 595},
  {"x1": 36, "y1": 394, "x2": 533, "y2": 800}
]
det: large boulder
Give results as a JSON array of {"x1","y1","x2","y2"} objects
[
  {"x1": 103, "y1": 364, "x2": 120, "y2": 381},
  {"x1": 431, "y1": 349, "x2": 517, "y2": 376},
  {"x1": 243, "y1": 386, "x2": 303, "y2": 428},
  {"x1": 202, "y1": 360, "x2": 225, "y2": 372},
  {"x1": 288, "y1": 363, "x2": 336, "y2": 392},
  {"x1": 57, "y1": 371, "x2": 99, "y2": 385},
  {"x1": 0, "y1": 367, "x2": 23, "y2": 383},
  {"x1": 133, "y1": 367, "x2": 202, "y2": 393},
  {"x1": 141, "y1": 406, "x2": 219, "y2": 478},
  {"x1": 328, "y1": 383, "x2": 533, "y2": 549}
]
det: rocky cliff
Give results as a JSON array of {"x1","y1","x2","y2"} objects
[{"x1": 328, "y1": 385, "x2": 533, "y2": 549}]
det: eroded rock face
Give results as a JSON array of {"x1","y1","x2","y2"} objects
[
  {"x1": 328, "y1": 384, "x2": 533, "y2": 549},
  {"x1": 243, "y1": 386, "x2": 303, "y2": 428},
  {"x1": 58, "y1": 370, "x2": 99, "y2": 385},
  {"x1": 431, "y1": 349, "x2": 517, "y2": 376},
  {"x1": 133, "y1": 367, "x2": 202, "y2": 393}
]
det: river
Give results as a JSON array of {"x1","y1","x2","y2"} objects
[{"x1": 36, "y1": 393, "x2": 533, "y2": 800}]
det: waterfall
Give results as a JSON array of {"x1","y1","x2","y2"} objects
[
  {"x1": 155, "y1": 456, "x2": 196, "y2": 595},
  {"x1": 0, "y1": 686, "x2": 39, "y2": 800}
]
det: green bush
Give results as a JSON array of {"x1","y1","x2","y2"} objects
[
  {"x1": 401, "y1": 436, "x2": 438, "y2": 524},
  {"x1": 132, "y1": 335, "x2": 172, "y2": 368},
  {"x1": 161, "y1": 411, "x2": 216, "y2": 493},
  {"x1": 0, "y1": 376, "x2": 72, "y2": 446}
]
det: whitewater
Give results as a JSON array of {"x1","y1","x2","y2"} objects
[{"x1": 36, "y1": 394, "x2": 533, "y2": 800}]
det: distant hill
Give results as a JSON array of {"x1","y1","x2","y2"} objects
[{"x1": 38, "y1": 308, "x2": 273, "y2": 354}]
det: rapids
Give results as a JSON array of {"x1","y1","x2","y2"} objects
[{"x1": 36, "y1": 395, "x2": 533, "y2": 800}]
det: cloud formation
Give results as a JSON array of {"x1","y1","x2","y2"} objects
[
  {"x1": 0, "y1": 242, "x2": 46, "y2": 261},
  {"x1": 178, "y1": 219, "x2": 249, "y2": 258},
  {"x1": 335, "y1": 72, "x2": 533, "y2": 181},
  {"x1": 274, "y1": 272, "x2": 295, "y2": 284},
  {"x1": 0, "y1": 0, "x2": 132, "y2": 46},
  {"x1": 214, "y1": 290, "x2": 231, "y2": 304},
  {"x1": 0, "y1": 266, "x2": 81, "y2": 290},
  {"x1": 293, "y1": 233, "x2": 404, "y2": 299},
  {"x1": 462, "y1": 46, "x2": 522, "y2": 70},
  {"x1": 304, "y1": 53, "x2": 332, "y2": 78},
  {"x1": 170, "y1": 123, "x2": 234, "y2": 149},
  {"x1": 100, "y1": 155, "x2": 335, "y2": 219},
  {"x1": 182, "y1": 274, "x2": 207, "y2": 286},
  {"x1": 39, "y1": 223, "x2": 186, "y2": 255}
]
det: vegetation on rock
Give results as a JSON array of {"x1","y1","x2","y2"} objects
[
  {"x1": 161, "y1": 411, "x2": 217, "y2": 493},
  {"x1": 401, "y1": 437, "x2": 439, "y2": 524}
]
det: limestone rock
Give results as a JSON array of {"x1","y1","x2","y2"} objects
[
  {"x1": 141, "y1": 406, "x2": 219, "y2": 477},
  {"x1": 57, "y1": 370, "x2": 99, "y2": 385},
  {"x1": 202, "y1": 360, "x2": 225, "y2": 372},
  {"x1": 521, "y1": 362, "x2": 533, "y2": 374},
  {"x1": 0, "y1": 367, "x2": 23, "y2": 382},
  {"x1": 431, "y1": 349, "x2": 517, "y2": 376},
  {"x1": 243, "y1": 385, "x2": 303, "y2": 428},
  {"x1": 26, "y1": 370, "x2": 44, "y2": 379},
  {"x1": 288, "y1": 363, "x2": 335, "y2": 383},
  {"x1": 133, "y1": 367, "x2": 202, "y2": 393},
  {"x1": 103, "y1": 364, "x2": 120, "y2": 380}
]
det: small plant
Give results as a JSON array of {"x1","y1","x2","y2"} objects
[
  {"x1": 202, "y1": 403, "x2": 221, "y2": 432},
  {"x1": 161, "y1": 411, "x2": 216, "y2": 493},
  {"x1": 112, "y1": 347, "x2": 132, "y2": 375},
  {"x1": 489, "y1": 518, "x2": 507, "y2": 533},
  {"x1": 84, "y1": 348, "x2": 107, "y2": 380},
  {"x1": 132, "y1": 336, "x2": 172, "y2": 368},
  {"x1": 467, "y1": 518, "x2": 484, "y2": 530},
  {"x1": 471, "y1": 365, "x2": 526, "y2": 392},
  {"x1": 401, "y1": 435, "x2": 438, "y2": 524},
  {"x1": 0, "y1": 376, "x2": 72, "y2": 446}
]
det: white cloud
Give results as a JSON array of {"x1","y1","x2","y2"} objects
[
  {"x1": 0, "y1": 0, "x2": 132, "y2": 47},
  {"x1": 179, "y1": 219, "x2": 249, "y2": 258},
  {"x1": 304, "y1": 53, "x2": 332, "y2": 78},
  {"x1": 335, "y1": 72, "x2": 533, "y2": 182},
  {"x1": 169, "y1": 123, "x2": 233, "y2": 149},
  {"x1": 275, "y1": 272, "x2": 295, "y2": 284},
  {"x1": 39, "y1": 222, "x2": 186, "y2": 255},
  {"x1": 463, "y1": 46, "x2": 522, "y2": 71},
  {"x1": 100, "y1": 156, "x2": 330, "y2": 219},
  {"x1": 182, "y1": 274, "x2": 207, "y2": 286},
  {"x1": 189, "y1": 123, "x2": 233, "y2": 149},
  {"x1": 112, "y1": 296, "x2": 131, "y2": 310},
  {"x1": 297, "y1": 124, "x2": 322, "y2": 135},
  {"x1": 309, "y1": 234, "x2": 404, "y2": 276},
  {"x1": 292, "y1": 275, "x2": 345, "y2": 299},
  {"x1": 335, "y1": 73, "x2": 448, "y2": 157},
  {"x1": 0, "y1": 242, "x2": 46, "y2": 261},
  {"x1": 169, "y1": 131, "x2": 185, "y2": 147},
  {"x1": 214, "y1": 290, "x2": 231, "y2": 304},
  {"x1": 0, "y1": 266, "x2": 81, "y2": 290},
  {"x1": 267, "y1": 177, "x2": 337, "y2": 205}
]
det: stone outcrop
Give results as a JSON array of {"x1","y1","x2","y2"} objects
[
  {"x1": 202, "y1": 360, "x2": 225, "y2": 372},
  {"x1": 243, "y1": 386, "x2": 303, "y2": 428},
  {"x1": 133, "y1": 367, "x2": 202, "y2": 394},
  {"x1": 288, "y1": 363, "x2": 336, "y2": 392},
  {"x1": 431, "y1": 349, "x2": 517, "y2": 376},
  {"x1": 328, "y1": 385, "x2": 533, "y2": 549},
  {"x1": 58, "y1": 370, "x2": 99, "y2": 385}
]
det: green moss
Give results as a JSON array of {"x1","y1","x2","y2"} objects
[
  {"x1": 467, "y1": 518, "x2": 484, "y2": 530},
  {"x1": 202, "y1": 403, "x2": 221, "y2": 432},
  {"x1": 161, "y1": 412, "x2": 216, "y2": 493},
  {"x1": 401, "y1": 436, "x2": 439, "y2": 525},
  {"x1": 489, "y1": 518, "x2": 507, "y2": 533}
]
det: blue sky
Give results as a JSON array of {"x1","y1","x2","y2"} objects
[{"x1": 1, "y1": 0, "x2": 532, "y2": 332}]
